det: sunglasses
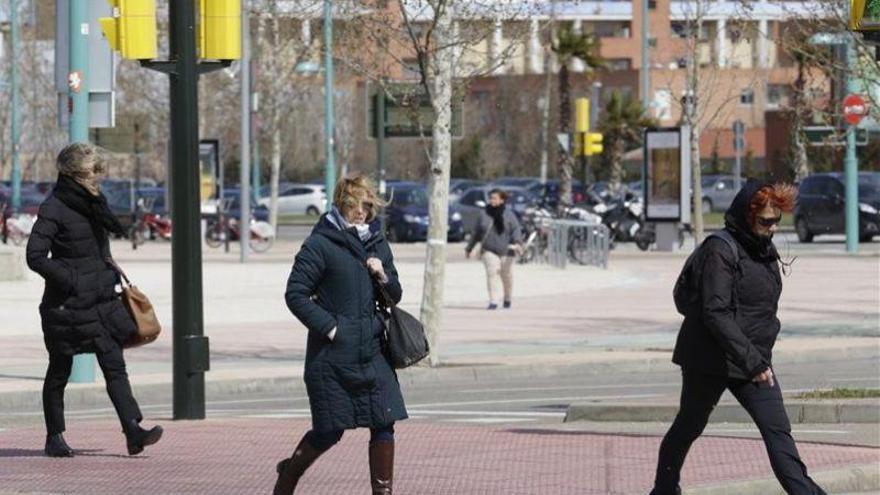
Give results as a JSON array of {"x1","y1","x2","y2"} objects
[{"x1": 757, "y1": 215, "x2": 782, "y2": 227}]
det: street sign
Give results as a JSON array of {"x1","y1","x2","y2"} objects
[
  {"x1": 805, "y1": 126, "x2": 870, "y2": 145},
  {"x1": 843, "y1": 94, "x2": 869, "y2": 125},
  {"x1": 68, "y1": 71, "x2": 83, "y2": 93},
  {"x1": 732, "y1": 119, "x2": 745, "y2": 151}
]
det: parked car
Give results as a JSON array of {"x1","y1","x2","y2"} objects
[
  {"x1": 526, "y1": 179, "x2": 589, "y2": 208},
  {"x1": 490, "y1": 177, "x2": 542, "y2": 189},
  {"x1": 449, "y1": 179, "x2": 485, "y2": 204},
  {"x1": 794, "y1": 172, "x2": 880, "y2": 243},
  {"x1": 700, "y1": 175, "x2": 738, "y2": 213},
  {"x1": 457, "y1": 186, "x2": 538, "y2": 235},
  {"x1": 258, "y1": 183, "x2": 326, "y2": 216},
  {"x1": 384, "y1": 182, "x2": 465, "y2": 243}
]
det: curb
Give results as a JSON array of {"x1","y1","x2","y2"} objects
[
  {"x1": 564, "y1": 400, "x2": 880, "y2": 424},
  {"x1": 1, "y1": 344, "x2": 877, "y2": 414},
  {"x1": 684, "y1": 462, "x2": 880, "y2": 495}
]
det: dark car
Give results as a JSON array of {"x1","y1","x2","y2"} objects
[
  {"x1": 1, "y1": 189, "x2": 46, "y2": 217},
  {"x1": 449, "y1": 178, "x2": 485, "y2": 204},
  {"x1": 490, "y1": 177, "x2": 542, "y2": 189},
  {"x1": 794, "y1": 172, "x2": 880, "y2": 243},
  {"x1": 135, "y1": 187, "x2": 169, "y2": 215},
  {"x1": 527, "y1": 179, "x2": 588, "y2": 208},
  {"x1": 384, "y1": 182, "x2": 465, "y2": 243}
]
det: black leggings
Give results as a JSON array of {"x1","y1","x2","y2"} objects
[
  {"x1": 305, "y1": 424, "x2": 395, "y2": 451},
  {"x1": 43, "y1": 345, "x2": 142, "y2": 435},
  {"x1": 652, "y1": 370, "x2": 826, "y2": 495}
]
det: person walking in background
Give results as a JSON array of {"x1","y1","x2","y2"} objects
[
  {"x1": 26, "y1": 143, "x2": 162, "y2": 458},
  {"x1": 276, "y1": 174, "x2": 407, "y2": 495},
  {"x1": 465, "y1": 188, "x2": 522, "y2": 310},
  {"x1": 650, "y1": 180, "x2": 826, "y2": 495}
]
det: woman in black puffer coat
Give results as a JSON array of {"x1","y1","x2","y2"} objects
[
  {"x1": 650, "y1": 180, "x2": 826, "y2": 495},
  {"x1": 26, "y1": 143, "x2": 162, "y2": 458},
  {"x1": 274, "y1": 174, "x2": 407, "y2": 495}
]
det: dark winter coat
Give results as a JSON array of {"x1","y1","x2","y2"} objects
[
  {"x1": 285, "y1": 213, "x2": 408, "y2": 433},
  {"x1": 673, "y1": 180, "x2": 783, "y2": 380},
  {"x1": 26, "y1": 176, "x2": 136, "y2": 356}
]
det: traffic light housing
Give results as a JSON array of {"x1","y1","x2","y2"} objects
[
  {"x1": 199, "y1": 0, "x2": 242, "y2": 60},
  {"x1": 575, "y1": 98, "x2": 590, "y2": 134},
  {"x1": 852, "y1": 0, "x2": 880, "y2": 31},
  {"x1": 99, "y1": 0, "x2": 158, "y2": 60},
  {"x1": 585, "y1": 132, "x2": 604, "y2": 156}
]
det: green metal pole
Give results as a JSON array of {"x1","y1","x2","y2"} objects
[
  {"x1": 375, "y1": 90, "x2": 385, "y2": 189},
  {"x1": 169, "y1": 0, "x2": 207, "y2": 419},
  {"x1": 845, "y1": 8, "x2": 859, "y2": 254},
  {"x1": 323, "y1": 0, "x2": 336, "y2": 208},
  {"x1": 68, "y1": 0, "x2": 96, "y2": 383},
  {"x1": 9, "y1": 0, "x2": 20, "y2": 212}
]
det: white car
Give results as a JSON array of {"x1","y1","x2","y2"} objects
[{"x1": 259, "y1": 184, "x2": 326, "y2": 216}]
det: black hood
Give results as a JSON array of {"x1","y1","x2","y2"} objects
[{"x1": 723, "y1": 178, "x2": 779, "y2": 262}]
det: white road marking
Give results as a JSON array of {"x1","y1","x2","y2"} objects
[
  {"x1": 446, "y1": 418, "x2": 535, "y2": 424},
  {"x1": 400, "y1": 409, "x2": 565, "y2": 418},
  {"x1": 460, "y1": 383, "x2": 678, "y2": 394},
  {"x1": 407, "y1": 394, "x2": 664, "y2": 409}
]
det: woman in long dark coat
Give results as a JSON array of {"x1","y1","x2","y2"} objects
[
  {"x1": 26, "y1": 143, "x2": 162, "y2": 457},
  {"x1": 275, "y1": 174, "x2": 407, "y2": 495},
  {"x1": 650, "y1": 180, "x2": 826, "y2": 495}
]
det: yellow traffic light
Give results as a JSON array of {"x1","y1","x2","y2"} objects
[
  {"x1": 200, "y1": 0, "x2": 242, "y2": 60},
  {"x1": 575, "y1": 98, "x2": 590, "y2": 134},
  {"x1": 585, "y1": 132, "x2": 604, "y2": 156},
  {"x1": 852, "y1": 0, "x2": 880, "y2": 30},
  {"x1": 99, "y1": 0, "x2": 158, "y2": 60}
]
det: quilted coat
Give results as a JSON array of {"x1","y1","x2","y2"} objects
[{"x1": 285, "y1": 214, "x2": 408, "y2": 433}]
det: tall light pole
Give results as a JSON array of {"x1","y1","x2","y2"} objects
[
  {"x1": 9, "y1": 0, "x2": 21, "y2": 212},
  {"x1": 640, "y1": 0, "x2": 650, "y2": 111},
  {"x1": 240, "y1": 0, "x2": 251, "y2": 263},
  {"x1": 323, "y1": 0, "x2": 336, "y2": 207},
  {"x1": 844, "y1": 4, "x2": 860, "y2": 254}
]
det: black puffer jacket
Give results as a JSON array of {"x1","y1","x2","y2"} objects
[
  {"x1": 26, "y1": 177, "x2": 136, "y2": 356},
  {"x1": 285, "y1": 213, "x2": 408, "y2": 433},
  {"x1": 673, "y1": 180, "x2": 783, "y2": 379}
]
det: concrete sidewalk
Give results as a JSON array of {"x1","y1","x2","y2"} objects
[{"x1": 0, "y1": 418, "x2": 877, "y2": 495}]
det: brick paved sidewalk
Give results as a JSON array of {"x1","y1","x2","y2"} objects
[{"x1": 1, "y1": 418, "x2": 877, "y2": 494}]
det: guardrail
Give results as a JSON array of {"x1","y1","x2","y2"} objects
[{"x1": 546, "y1": 219, "x2": 610, "y2": 269}]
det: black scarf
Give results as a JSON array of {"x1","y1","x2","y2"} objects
[
  {"x1": 486, "y1": 203, "x2": 506, "y2": 235},
  {"x1": 53, "y1": 174, "x2": 126, "y2": 244},
  {"x1": 723, "y1": 179, "x2": 779, "y2": 262}
]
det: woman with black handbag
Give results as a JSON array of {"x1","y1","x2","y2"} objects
[
  {"x1": 26, "y1": 143, "x2": 162, "y2": 457},
  {"x1": 277, "y1": 174, "x2": 407, "y2": 495}
]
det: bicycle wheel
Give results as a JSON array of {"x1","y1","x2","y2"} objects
[
  {"x1": 249, "y1": 235, "x2": 274, "y2": 253},
  {"x1": 204, "y1": 222, "x2": 223, "y2": 248}
]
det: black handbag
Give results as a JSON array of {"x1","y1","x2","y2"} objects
[{"x1": 377, "y1": 283, "x2": 430, "y2": 369}]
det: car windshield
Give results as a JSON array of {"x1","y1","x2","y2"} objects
[
  {"x1": 859, "y1": 175, "x2": 880, "y2": 197},
  {"x1": 701, "y1": 177, "x2": 717, "y2": 188},
  {"x1": 395, "y1": 188, "x2": 428, "y2": 207}
]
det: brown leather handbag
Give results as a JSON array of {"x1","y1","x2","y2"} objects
[{"x1": 107, "y1": 259, "x2": 162, "y2": 349}]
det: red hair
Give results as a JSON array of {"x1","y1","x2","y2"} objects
[{"x1": 749, "y1": 183, "x2": 797, "y2": 224}]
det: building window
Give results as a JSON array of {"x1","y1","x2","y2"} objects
[
  {"x1": 671, "y1": 21, "x2": 710, "y2": 40},
  {"x1": 766, "y1": 85, "x2": 788, "y2": 108},
  {"x1": 740, "y1": 88, "x2": 755, "y2": 106},
  {"x1": 592, "y1": 21, "x2": 632, "y2": 39},
  {"x1": 607, "y1": 58, "x2": 632, "y2": 71},
  {"x1": 649, "y1": 0, "x2": 657, "y2": 9}
]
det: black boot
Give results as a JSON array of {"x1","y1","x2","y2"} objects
[
  {"x1": 123, "y1": 419, "x2": 163, "y2": 456},
  {"x1": 369, "y1": 441, "x2": 394, "y2": 495},
  {"x1": 44, "y1": 433, "x2": 75, "y2": 458},
  {"x1": 273, "y1": 435, "x2": 326, "y2": 495}
]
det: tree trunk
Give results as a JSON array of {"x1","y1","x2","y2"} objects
[
  {"x1": 269, "y1": 124, "x2": 281, "y2": 229},
  {"x1": 686, "y1": 21, "x2": 704, "y2": 244},
  {"x1": 610, "y1": 134, "x2": 625, "y2": 191},
  {"x1": 557, "y1": 63, "x2": 573, "y2": 209},
  {"x1": 792, "y1": 60, "x2": 810, "y2": 182},
  {"x1": 538, "y1": 14, "x2": 556, "y2": 185},
  {"x1": 419, "y1": 6, "x2": 454, "y2": 368}
]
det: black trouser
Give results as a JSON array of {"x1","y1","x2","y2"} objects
[
  {"x1": 43, "y1": 344, "x2": 142, "y2": 435},
  {"x1": 652, "y1": 370, "x2": 826, "y2": 495}
]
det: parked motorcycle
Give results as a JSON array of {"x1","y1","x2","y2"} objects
[
  {"x1": 205, "y1": 215, "x2": 276, "y2": 253},
  {"x1": 0, "y1": 209, "x2": 35, "y2": 246},
  {"x1": 591, "y1": 195, "x2": 654, "y2": 251}
]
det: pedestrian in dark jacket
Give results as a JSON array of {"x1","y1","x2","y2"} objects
[
  {"x1": 26, "y1": 143, "x2": 162, "y2": 458},
  {"x1": 651, "y1": 180, "x2": 826, "y2": 495},
  {"x1": 275, "y1": 174, "x2": 407, "y2": 495},
  {"x1": 465, "y1": 189, "x2": 522, "y2": 309}
]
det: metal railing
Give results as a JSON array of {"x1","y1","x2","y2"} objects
[{"x1": 546, "y1": 219, "x2": 610, "y2": 269}]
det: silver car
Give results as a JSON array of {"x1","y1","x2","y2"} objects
[{"x1": 701, "y1": 175, "x2": 738, "y2": 213}]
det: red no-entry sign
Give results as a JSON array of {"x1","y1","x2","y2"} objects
[{"x1": 843, "y1": 94, "x2": 869, "y2": 126}]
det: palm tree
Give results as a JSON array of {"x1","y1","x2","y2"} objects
[
  {"x1": 598, "y1": 91, "x2": 656, "y2": 192},
  {"x1": 551, "y1": 25, "x2": 603, "y2": 208}
]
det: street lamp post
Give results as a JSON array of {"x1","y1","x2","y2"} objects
[
  {"x1": 9, "y1": 0, "x2": 21, "y2": 212},
  {"x1": 323, "y1": 0, "x2": 336, "y2": 207}
]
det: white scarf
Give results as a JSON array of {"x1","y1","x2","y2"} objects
[{"x1": 330, "y1": 207, "x2": 372, "y2": 242}]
